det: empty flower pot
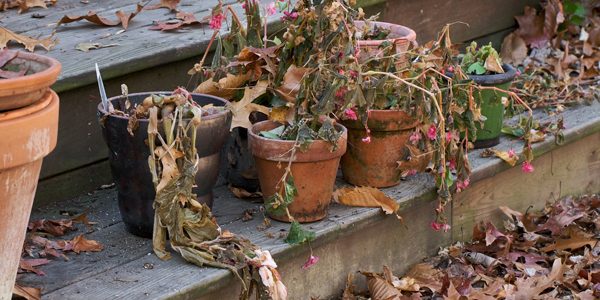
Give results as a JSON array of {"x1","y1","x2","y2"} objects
[
  {"x1": 248, "y1": 121, "x2": 347, "y2": 223},
  {"x1": 98, "y1": 92, "x2": 231, "y2": 238}
]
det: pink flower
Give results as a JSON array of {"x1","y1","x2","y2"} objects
[
  {"x1": 521, "y1": 161, "x2": 534, "y2": 173},
  {"x1": 446, "y1": 131, "x2": 453, "y2": 142},
  {"x1": 508, "y1": 149, "x2": 516, "y2": 158},
  {"x1": 343, "y1": 108, "x2": 357, "y2": 121},
  {"x1": 405, "y1": 169, "x2": 417, "y2": 176},
  {"x1": 516, "y1": 70, "x2": 522, "y2": 76},
  {"x1": 456, "y1": 178, "x2": 470, "y2": 192},
  {"x1": 301, "y1": 255, "x2": 319, "y2": 270},
  {"x1": 335, "y1": 87, "x2": 347, "y2": 99},
  {"x1": 431, "y1": 221, "x2": 451, "y2": 232},
  {"x1": 448, "y1": 159, "x2": 456, "y2": 171},
  {"x1": 354, "y1": 46, "x2": 361, "y2": 57},
  {"x1": 338, "y1": 69, "x2": 345, "y2": 75},
  {"x1": 282, "y1": 10, "x2": 298, "y2": 20},
  {"x1": 362, "y1": 136, "x2": 371, "y2": 143},
  {"x1": 242, "y1": 2, "x2": 246, "y2": 9},
  {"x1": 409, "y1": 131, "x2": 421, "y2": 144},
  {"x1": 209, "y1": 12, "x2": 225, "y2": 30},
  {"x1": 349, "y1": 70, "x2": 358, "y2": 79},
  {"x1": 266, "y1": 2, "x2": 277, "y2": 16},
  {"x1": 427, "y1": 124, "x2": 437, "y2": 141},
  {"x1": 447, "y1": 66, "x2": 454, "y2": 73}
]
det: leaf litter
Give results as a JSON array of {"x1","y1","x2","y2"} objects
[{"x1": 342, "y1": 194, "x2": 600, "y2": 299}]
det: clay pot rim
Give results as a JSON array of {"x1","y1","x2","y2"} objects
[
  {"x1": 97, "y1": 91, "x2": 231, "y2": 122},
  {"x1": 0, "y1": 50, "x2": 61, "y2": 92},
  {"x1": 0, "y1": 91, "x2": 53, "y2": 122},
  {"x1": 354, "y1": 20, "x2": 417, "y2": 46},
  {"x1": 0, "y1": 90, "x2": 57, "y2": 127},
  {"x1": 248, "y1": 120, "x2": 348, "y2": 162}
]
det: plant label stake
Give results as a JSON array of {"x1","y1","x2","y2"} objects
[{"x1": 95, "y1": 63, "x2": 109, "y2": 112}]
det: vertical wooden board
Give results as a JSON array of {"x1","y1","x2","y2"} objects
[
  {"x1": 452, "y1": 133, "x2": 600, "y2": 241},
  {"x1": 380, "y1": 0, "x2": 540, "y2": 44}
]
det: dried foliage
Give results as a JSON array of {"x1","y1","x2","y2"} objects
[
  {"x1": 502, "y1": 0, "x2": 600, "y2": 109},
  {"x1": 55, "y1": 3, "x2": 144, "y2": 30},
  {"x1": 0, "y1": 0, "x2": 56, "y2": 14},
  {"x1": 346, "y1": 194, "x2": 600, "y2": 299},
  {"x1": 0, "y1": 27, "x2": 56, "y2": 52}
]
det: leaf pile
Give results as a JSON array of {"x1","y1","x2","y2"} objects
[
  {"x1": 19, "y1": 213, "x2": 102, "y2": 276},
  {"x1": 502, "y1": 0, "x2": 600, "y2": 109},
  {"x1": 345, "y1": 194, "x2": 600, "y2": 299}
]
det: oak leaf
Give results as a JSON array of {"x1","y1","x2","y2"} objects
[
  {"x1": 150, "y1": 11, "x2": 206, "y2": 31},
  {"x1": 0, "y1": 26, "x2": 56, "y2": 51},
  {"x1": 500, "y1": 32, "x2": 528, "y2": 65},
  {"x1": 361, "y1": 270, "x2": 403, "y2": 300},
  {"x1": 147, "y1": 0, "x2": 180, "y2": 11},
  {"x1": 12, "y1": 284, "x2": 41, "y2": 300},
  {"x1": 333, "y1": 186, "x2": 401, "y2": 219},
  {"x1": 229, "y1": 80, "x2": 270, "y2": 129},
  {"x1": 56, "y1": 4, "x2": 144, "y2": 30}
]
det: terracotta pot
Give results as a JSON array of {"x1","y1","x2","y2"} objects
[
  {"x1": 354, "y1": 21, "x2": 416, "y2": 68},
  {"x1": 341, "y1": 110, "x2": 418, "y2": 188},
  {"x1": 248, "y1": 121, "x2": 347, "y2": 223},
  {"x1": 98, "y1": 92, "x2": 232, "y2": 238},
  {"x1": 0, "y1": 50, "x2": 61, "y2": 111},
  {"x1": 0, "y1": 91, "x2": 59, "y2": 299}
]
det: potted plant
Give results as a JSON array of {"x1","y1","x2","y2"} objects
[
  {"x1": 98, "y1": 88, "x2": 232, "y2": 238},
  {"x1": 0, "y1": 49, "x2": 60, "y2": 299},
  {"x1": 354, "y1": 17, "x2": 417, "y2": 69},
  {"x1": 458, "y1": 42, "x2": 517, "y2": 148}
]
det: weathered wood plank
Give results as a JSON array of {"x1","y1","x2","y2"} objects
[{"x1": 380, "y1": 0, "x2": 539, "y2": 44}]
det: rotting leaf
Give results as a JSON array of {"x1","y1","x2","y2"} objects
[
  {"x1": 12, "y1": 284, "x2": 41, "y2": 300},
  {"x1": 56, "y1": 3, "x2": 144, "y2": 30},
  {"x1": 75, "y1": 42, "x2": 119, "y2": 52},
  {"x1": 333, "y1": 186, "x2": 401, "y2": 220},
  {"x1": 0, "y1": 26, "x2": 56, "y2": 52}
]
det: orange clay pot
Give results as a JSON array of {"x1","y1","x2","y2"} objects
[
  {"x1": 248, "y1": 121, "x2": 347, "y2": 223},
  {"x1": 0, "y1": 52, "x2": 60, "y2": 299},
  {"x1": 354, "y1": 21, "x2": 416, "y2": 69},
  {"x1": 0, "y1": 50, "x2": 61, "y2": 111},
  {"x1": 341, "y1": 110, "x2": 418, "y2": 188}
]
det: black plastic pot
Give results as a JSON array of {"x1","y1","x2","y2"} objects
[{"x1": 98, "y1": 92, "x2": 232, "y2": 238}]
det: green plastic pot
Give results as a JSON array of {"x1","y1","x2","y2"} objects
[{"x1": 468, "y1": 64, "x2": 517, "y2": 148}]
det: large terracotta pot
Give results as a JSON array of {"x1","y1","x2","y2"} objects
[
  {"x1": 0, "y1": 52, "x2": 60, "y2": 297},
  {"x1": 354, "y1": 20, "x2": 416, "y2": 68},
  {"x1": 98, "y1": 92, "x2": 232, "y2": 238},
  {"x1": 248, "y1": 121, "x2": 347, "y2": 223},
  {"x1": 341, "y1": 110, "x2": 418, "y2": 188}
]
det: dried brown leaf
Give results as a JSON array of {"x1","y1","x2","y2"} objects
[
  {"x1": 0, "y1": 26, "x2": 56, "y2": 52},
  {"x1": 274, "y1": 65, "x2": 311, "y2": 103},
  {"x1": 512, "y1": 258, "x2": 563, "y2": 299},
  {"x1": 56, "y1": 4, "x2": 143, "y2": 30},
  {"x1": 71, "y1": 234, "x2": 103, "y2": 253},
  {"x1": 333, "y1": 186, "x2": 400, "y2": 218},
  {"x1": 150, "y1": 11, "x2": 206, "y2": 31},
  {"x1": 361, "y1": 270, "x2": 402, "y2": 300},
  {"x1": 19, "y1": 258, "x2": 50, "y2": 275},
  {"x1": 500, "y1": 32, "x2": 528, "y2": 65},
  {"x1": 194, "y1": 72, "x2": 253, "y2": 99},
  {"x1": 12, "y1": 284, "x2": 41, "y2": 300},
  {"x1": 146, "y1": 0, "x2": 180, "y2": 11},
  {"x1": 229, "y1": 80, "x2": 270, "y2": 129}
]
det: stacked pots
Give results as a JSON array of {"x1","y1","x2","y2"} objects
[
  {"x1": 0, "y1": 50, "x2": 61, "y2": 299},
  {"x1": 248, "y1": 121, "x2": 347, "y2": 222},
  {"x1": 354, "y1": 20, "x2": 417, "y2": 69},
  {"x1": 99, "y1": 93, "x2": 231, "y2": 238}
]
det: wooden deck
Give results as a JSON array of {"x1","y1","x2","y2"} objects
[{"x1": 18, "y1": 102, "x2": 600, "y2": 299}]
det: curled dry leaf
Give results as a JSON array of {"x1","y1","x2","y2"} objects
[
  {"x1": 0, "y1": 26, "x2": 56, "y2": 52},
  {"x1": 71, "y1": 234, "x2": 103, "y2": 253},
  {"x1": 274, "y1": 65, "x2": 311, "y2": 103},
  {"x1": 361, "y1": 270, "x2": 403, "y2": 300},
  {"x1": 146, "y1": 0, "x2": 180, "y2": 12},
  {"x1": 150, "y1": 11, "x2": 207, "y2": 31},
  {"x1": 19, "y1": 258, "x2": 50, "y2": 276},
  {"x1": 56, "y1": 3, "x2": 144, "y2": 30},
  {"x1": 75, "y1": 42, "x2": 119, "y2": 52},
  {"x1": 500, "y1": 32, "x2": 528, "y2": 65},
  {"x1": 12, "y1": 284, "x2": 41, "y2": 300},
  {"x1": 194, "y1": 72, "x2": 253, "y2": 99},
  {"x1": 333, "y1": 186, "x2": 401, "y2": 220},
  {"x1": 228, "y1": 80, "x2": 270, "y2": 129}
]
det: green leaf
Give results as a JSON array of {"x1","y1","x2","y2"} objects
[
  {"x1": 501, "y1": 125, "x2": 525, "y2": 137},
  {"x1": 467, "y1": 62, "x2": 486, "y2": 75},
  {"x1": 284, "y1": 221, "x2": 316, "y2": 245},
  {"x1": 273, "y1": 36, "x2": 282, "y2": 45},
  {"x1": 259, "y1": 125, "x2": 285, "y2": 139}
]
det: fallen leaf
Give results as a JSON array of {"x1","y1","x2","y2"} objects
[
  {"x1": 541, "y1": 226, "x2": 598, "y2": 252},
  {"x1": 12, "y1": 284, "x2": 41, "y2": 300},
  {"x1": 0, "y1": 26, "x2": 56, "y2": 51},
  {"x1": 512, "y1": 258, "x2": 563, "y2": 299},
  {"x1": 28, "y1": 218, "x2": 74, "y2": 237},
  {"x1": 75, "y1": 42, "x2": 119, "y2": 52},
  {"x1": 490, "y1": 149, "x2": 518, "y2": 167},
  {"x1": 342, "y1": 273, "x2": 357, "y2": 300},
  {"x1": 361, "y1": 270, "x2": 403, "y2": 300},
  {"x1": 500, "y1": 32, "x2": 528, "y2": 65},
  {"x1": 150, "y1": 11, "x2": 206, "y2": 31},
  {"x1": 17, "y1": 0, "x2": 55, "y2": 14},
  {"x1": 229, "y1": 185, "x2": 262, "y2": 199},
  {"x1": 56, "y1": 3, "x2": 144, "y2": 30},
  {"x1": 71, "y1": 234, "x2": 103, "y2": 253},
  {"x1": 146, "y1": 0, "x2": 179, "y2": 11},
  {"x1": 18, "y1": 258, "x2": 50, "y2": 276},
  {"x1": 333, "y1": 186, "x2": 401, "y2": 219},
  {"x1": 229, "y1": 80, "x2": 270, "y2": 129}
]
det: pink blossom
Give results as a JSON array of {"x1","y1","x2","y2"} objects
[
  {"x1": 266, "y1": 2, "x2": 277, "y2": 16},
  {"x1": 446, "y1": 131, "x2": 453, "y2": 142},
  {"x1": 335, "y1": 87, "x2": 347, "y2": 99},
  {"x1": 456, "y1": 178, "x2": 470, "y2": 192},
  {"x1": 362, "y1": 136, "x2": 371, "y2": 143},
  {"x1": 516, "y1": 70, "x2": 522, "y2": 76},
  {"x1": 409, "y1": 131, "x2": 421, "y2": 144},
  {"x1": 447, "y1": 66, "x2": 454, "y2": 73},
  {"x1": 242, "y1": 2, "x2": 246, "y2": 9},
  {"x1": 209, "y1": 12, "x2": 225, "y2": 30},
  {"x1": 521, "y1": 161, "x2": 534, "y2": 173},
  {"x1": 282, "y1": 10, "x2": 298, "y2": 20},
  {"x1": 431, "y1": 221, "x2": 451, "y2": 232},
  {"x1": 343, "y1": 108, "x2": 357, "y2": 121},
  {"x1": 448, "y1": 159, "x2": 456, "y2": 171},
  {"x1": 427, "y1": 124, "x2": 437, "y2": 141},
  {"x1": 508, "y1": 148, "x2": 516, "y2": 158},
  {"x1": 338, "y1": 69, "x2": 345, "y2": 75},
  {"x1": 405, "y1": 169, "x2": 417, "y2": 176},
  {"x1": 301, "y1": 255, "x2": 319, "y2": 270},
  {"x1": 349, "y1": 70, "x2": 358, "y2": 79}
]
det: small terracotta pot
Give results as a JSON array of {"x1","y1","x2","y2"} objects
[
  {"x1": 248, "y1": 121, "x2": 347, "y2": 223},
  {"x1": 354, "y1": 21, "x2": 416, "y2": 68},
  {"x1": 0, "y1": 90, "x2": 59, "y2": 299},
  {"x1": 341, "y1": 110, "x2": 418, "y2": 188},
  {"x1": 0, "y1": 50, "x2": 61, "y2": 111}
]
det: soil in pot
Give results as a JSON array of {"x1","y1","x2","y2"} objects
[
  {"x1": 468, "y1": 64, "x2": 517, "y2": 148},
  {"x1": 0, "y1": 90, "x2": 59, "y2": 299},
  {"x1": 248, "y1": 121, "x2": 347, "y2": 223},
  {"x1": 98, "y1": 92, "x2": 232, "y2": 238},
  {"x1": 341, "y1": 110, "x2": 419, "y2": 188}
]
